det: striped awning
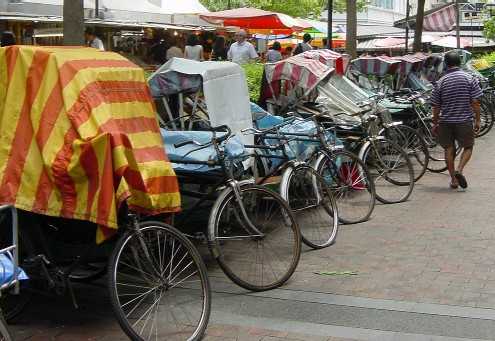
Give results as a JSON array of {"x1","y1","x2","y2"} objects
[
  {"x1": 423, "y1": 4, "x2": 457, "y2": 32},
  {"x1": 0, "y1": 46, "x2": 180, "y2": 241}
]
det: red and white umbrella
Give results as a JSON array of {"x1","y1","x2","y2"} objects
[
  {"x1": 200, "y1": 8, "x2": 311, "y2": 34},
  {"x1": 374, "y1": 37, "x2": 406, "y2": 48},
  {"x1": 432, "y1": 36, "x2": 472, "y2": 48}
]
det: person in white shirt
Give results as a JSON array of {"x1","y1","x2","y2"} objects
[
  {"x1": 166, "y1": 39, "x2": 184, "y2": 61},
  {"x1": 227, "y1": 30, "x2": 258, "y2": 65},
  {"x1": 184, "y1": 34, "x2": 204, "y2": 61},
  {"x1": 85, "y1": 27, "x2": 105, "y2": 51}
]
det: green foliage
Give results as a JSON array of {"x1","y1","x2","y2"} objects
[
  {"x1": 241, "y1": 62, "x2": 264, "y2": 103},
  {"x1": 484, "y1": 16, "x2": 495, "y2": 41},
  {"x1": 200, "y1": 0, "x2": 367, "y2": 18}
]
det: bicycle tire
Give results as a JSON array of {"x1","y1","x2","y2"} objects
[
  {"x1": 108, "y1": 222, "x2": 211, "y2": 341},
  {"x1": 476, "y1": 99, "x2": 495, "y2": 138},
  {"x1": 315, "y1": 150, "x2": 376, "y2": 225},
  {"x1": 280, "y1": 164, "x2": 338, "y2": 249},
  {"x1": 0, "y1": 314, "x2": 12, "y2": 341},
  {"x1": 208, "y1": 184, "x2": 301, "y2": 292},
  {"x1": 416, "y1": 120, "x2": 451, "y2": 173},
  {"x1": 381, "y1": 124, "x2": 429, "y2": 182},
  {"x1": 360, "y1": 138, "x2": 414, "y2": 204}
]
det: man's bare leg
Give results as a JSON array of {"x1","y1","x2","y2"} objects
[
  {"x1": 445, "y1": 146, "x2": 457, "y2": 186},
  {"x1": 457, "y1": 147, "x2": 473, "y2": 174}
]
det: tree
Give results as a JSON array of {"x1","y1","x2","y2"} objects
[
  {"x1": 200, "y1": 0, "x2": 366, "y2": 19},
  {"x1": 345, "y1": 0, "x2": 357, "y2": 58},
  {"x1": 484, "y1": 16, "x2": 495, "y2": 41},
  {"x1": 63, "y1": 0, "x2": 85, "y2": 45},
  {"x1": 413, "y1": 0, "x2": 426, "y2": 52}
]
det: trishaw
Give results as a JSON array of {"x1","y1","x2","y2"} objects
[
  {"x1": 261, "y1": 52, "x2": 415, "y2": 205},
  {"x1": 0, "y1": 46, "x2": 211, "y2": 341},
  {"x1": 148, "y1": 58, "x2": 302, "y2": 291}
]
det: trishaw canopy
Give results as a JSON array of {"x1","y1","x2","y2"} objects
[
  {"x1": 149, "y1": 58, "x2": 253, "y2": 146},
  {"x1": 299, "y1": 49, "x2": 347, "y2": 75},
  {"x1": 0, "y1": 46, "x2": 180, "y2": 241},
  {"x1": 350, "y1": 56, "x2": 401, "y2": 77},
  {"x1": 264, "y1": 55, "x2": 334, "y2": 95}
]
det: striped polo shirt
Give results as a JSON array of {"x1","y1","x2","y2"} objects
[{"x1": 430, "y1": 67, "x2": 483, "y2": 123}]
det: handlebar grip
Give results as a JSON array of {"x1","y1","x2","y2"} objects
[
  {"x1": 210, "y1": 125, "x2": 232, "y2": 144},
  {"x1": 174, "y1": 140, "x2": 193, "y2": 148}
]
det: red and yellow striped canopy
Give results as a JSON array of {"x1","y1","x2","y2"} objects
[{"x1": 0, "y1": 46, "x2": 180, "y2": 240}]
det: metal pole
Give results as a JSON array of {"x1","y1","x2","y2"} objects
[
  {"x1": 405, "y1": 0, "x2": 410, "y2": 54},
  {"x1": 456, "y1": 0, "x2": 461, "y2": 49},
  {"x1": 228, "y1": 0, "x2": 231, "y2": 10},
  {"x1": 327, "y1": 0, "x2": 333, "y2": 49},
  {"x1": 95, "y1": 0, "x2": 99, "y2": 18}
]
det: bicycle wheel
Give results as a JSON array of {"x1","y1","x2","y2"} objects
[
  {"x1": 0, "y1": 314, "x2": 12, "y2": 341},
  {"x1": 280, "y1": 164, "x2": 338, "y2": 249},
  {"x1": 108, "y1": 222, "x2": 211, "y2": 341},
  {"x1": 361, "y1": 138, "x2": 414, "y2": 204},
  {"x1": 208, "y1": 184, "x2": 301, "y2": 291},
  {"x1": 381, "y1": 124, "x2": 429, "y2": 182},
  {"x1": 477, "y1": 99, "x2": 495, "y2": 138},
  {"x1": 416, "y1": 120, "x2": 450, "y2": 173},
  {"x1": 315, "y1": 150, "x2": 376, "y2": 225}
]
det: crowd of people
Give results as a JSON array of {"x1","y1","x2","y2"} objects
[{"x1": 148, "y1": 30, "x2": 322, "y2": 66}]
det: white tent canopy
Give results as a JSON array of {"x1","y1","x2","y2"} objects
[
  {"x1": 13, "y1": 0, "x2": 208, "y2": 15},
  {"x1": 159, "y1": 0, "x2": 208, "y2": 14}
]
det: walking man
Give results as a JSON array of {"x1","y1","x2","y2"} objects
[{"x1": 431, "y1": 51, "x2": 482, "y2": 189}]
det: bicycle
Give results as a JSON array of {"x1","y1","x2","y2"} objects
[
  {"x1": 1, "y1": 209, "x2": 212, "y2": 341},
  {"x1": 168, "y1": 125, "x2": 302, "y2": 291},
  {"x1": 242, "y1": 119, "x2": 339, "y2": 249}
]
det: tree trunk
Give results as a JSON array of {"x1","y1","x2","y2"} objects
[
  {"x1": 413, "y1": 0, "x2": 426, "y2": 52},
  {"x1": 63, "y1": 0, "x2": 84, "y2": 46},
  {"x1": 346, "y1": 0, "x2": 357, "y2": 58}
]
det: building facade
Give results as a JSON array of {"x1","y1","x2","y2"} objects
[{"x1": 328, "y1": 0, "x2": 408, "y2": 26}]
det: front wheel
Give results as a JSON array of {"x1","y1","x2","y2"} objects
[
  {"x1": 108, "y1": 222, "x2": 211, "y2": 341},
  {"x1": 280, "y1": 164, "x2": 339, "y2": 249},
  {"x1": 361, "y1": 138, "x2": 414, "y2": 204},
  {"x1": 208, "y1": 184, "x2": 301, "y2": 292}
]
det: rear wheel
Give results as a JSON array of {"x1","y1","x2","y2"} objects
[
  {"x1": 209, "y1": 184, "x2": 301, "y2": 291},
  {"x1": 361, "y1": 138, "x2": 414, "y2": 204},
  {"x1": 417, "y1": 120, "x2": 460, "y2": 173},
  {"x1": 315, "y1": 150, "x2": 376, "y2": 225},
  {"x1": 109, "y1": 222, "x2": 211, "y2": 341},
  {"x1": 381, "y1": 125, "x2": 429, "y2": 182},
  {"x1": 281, "y1": 165, "x2": 338, "y2": 249},
  {"x1": 477, "y1": 97, "x2": 495, "y2": 138}
]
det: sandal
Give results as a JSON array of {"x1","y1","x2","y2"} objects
[
  {"x1": 450, "y1": 182, "x2": 459, "y2": 189},
  {"x1": 454, "y1": 171, "x2": 468, "y2": 189}
]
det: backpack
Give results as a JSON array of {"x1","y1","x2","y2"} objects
[{"x1": 293, "y1": 43, "x2": 303, "y2": 56}]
